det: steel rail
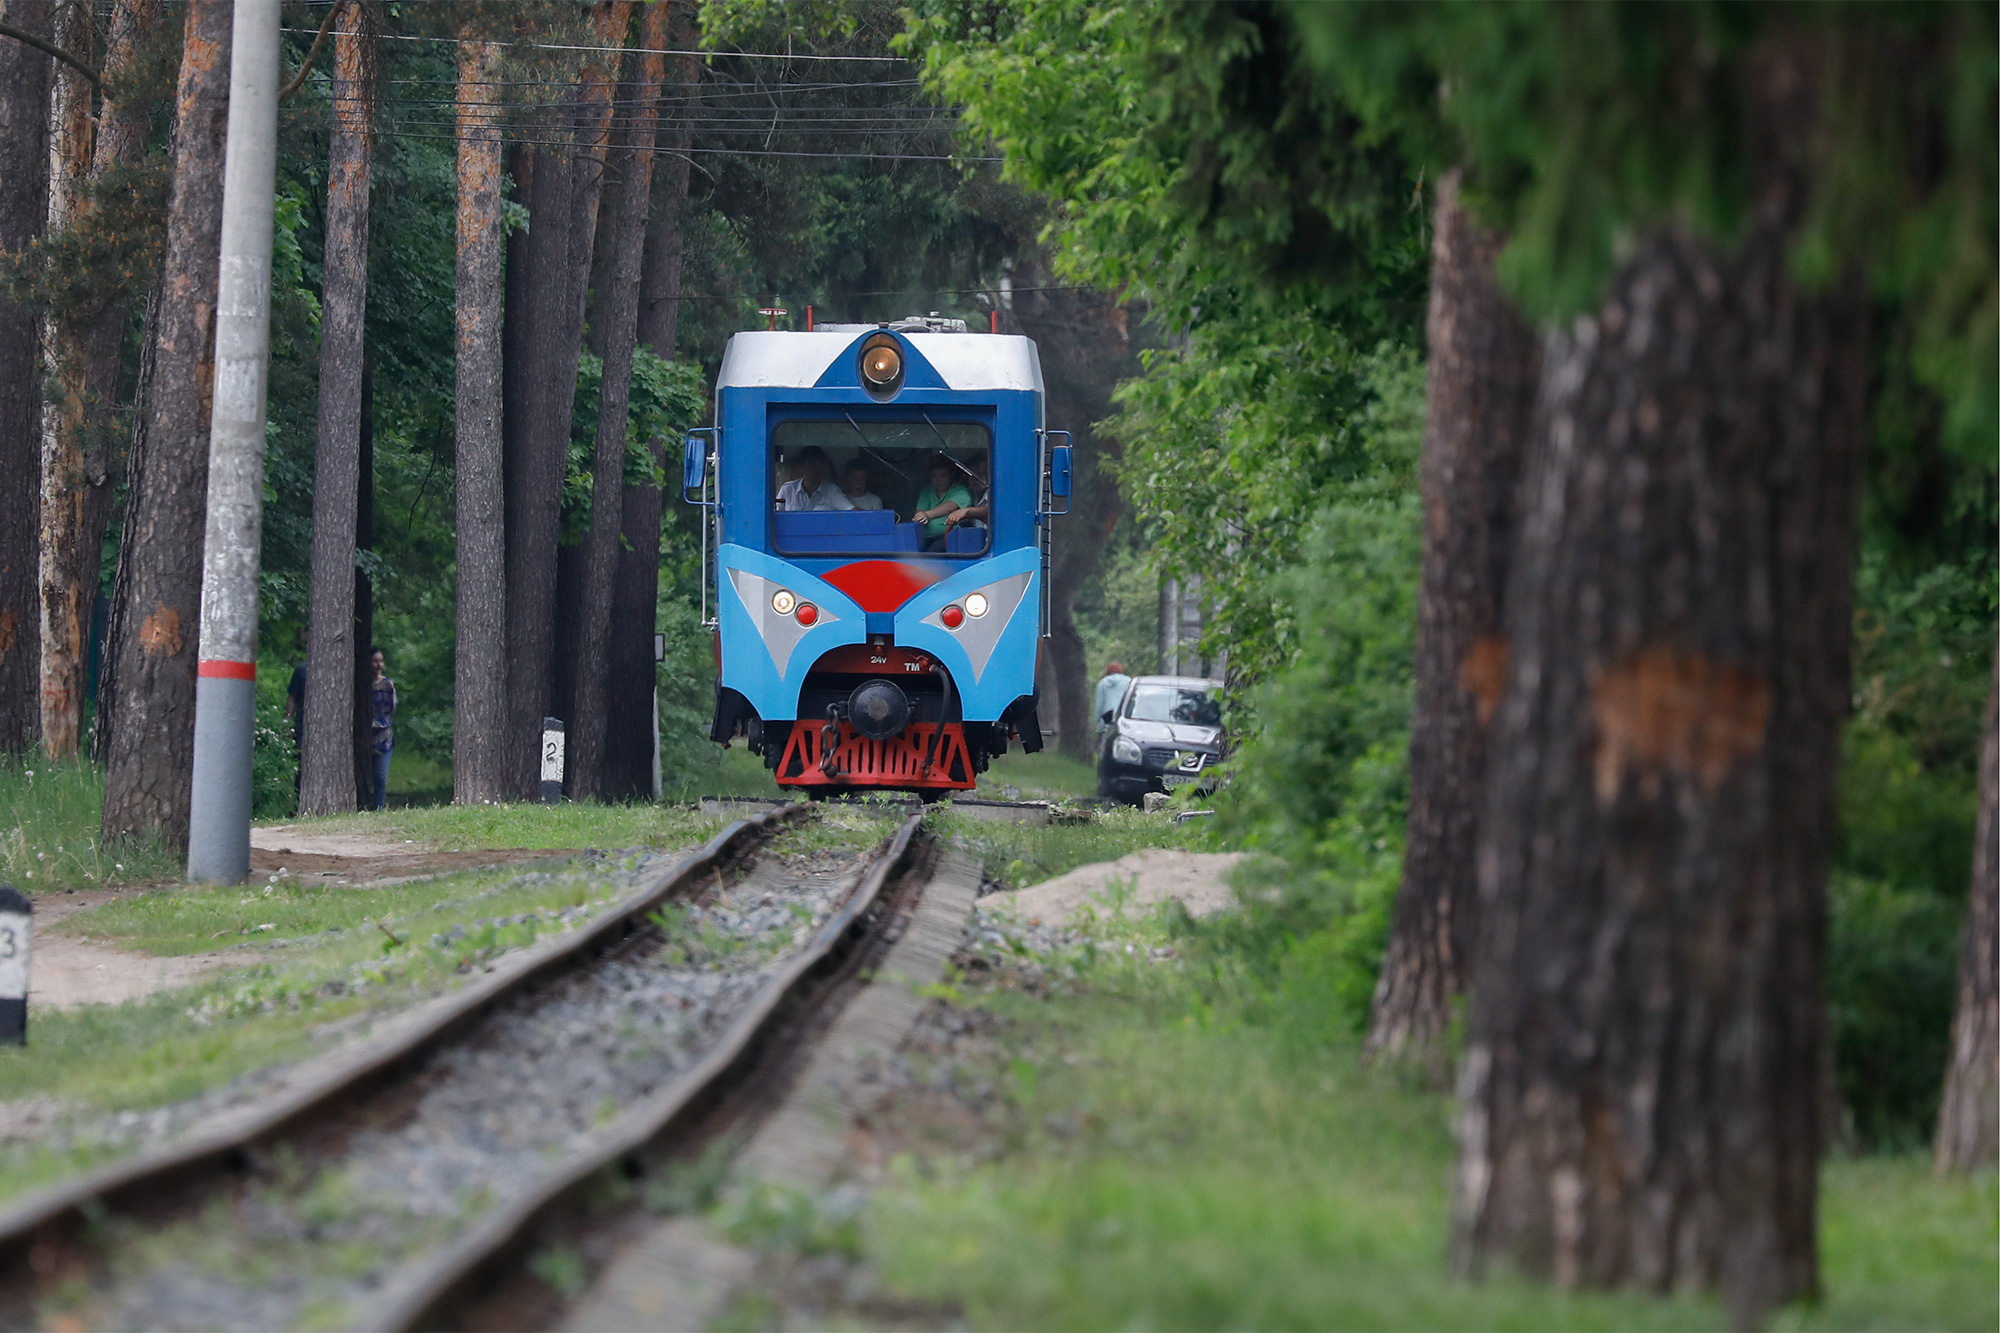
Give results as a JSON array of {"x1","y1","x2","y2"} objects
[
  {"x1": 0, "y1": 805, "x2": 812, "y2": 1274},
  {"x1": 355, "y1": 811, "x2": 930, "y2": 1332}
]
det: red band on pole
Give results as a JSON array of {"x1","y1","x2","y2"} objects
[{"x1": 198, "y1": 659, "x2": 257, "y2": 680}]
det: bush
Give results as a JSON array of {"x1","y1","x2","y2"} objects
[
  {"x1": 1828, "y1": 874, "x2": 1964, "y2": 1149},
  {"x1": 253, "y1": 670, "x2": 298, "y2": 820}
]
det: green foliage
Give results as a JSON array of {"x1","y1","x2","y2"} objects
[
  {"x1": 1827, "y1": 874, "x2": 1964, "y2": 1151},
  {"x1": 1283, "y1": 3, "x2": 1998, "y2": 458},
  {"x1": 1113, "y1": 335, "x2": 1423, "y2": 686},
  {"x1": 1827, "y1": 542, "x2": 1993, "y2": 1147},
  {"x1": 252, "y1": 667, "x2": 299, "y2": 821},
  {"x1": 561, "y1": 348, "x2": 710, "y2": 542}
]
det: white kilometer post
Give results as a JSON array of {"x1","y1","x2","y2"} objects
[
  {"x1": 0, "y1": 885, "x2": 30, "y2": 1045},
  {"x1": 541, "y1": 717, "x2": 565, "y2": 804},
  {"x1": 187, "y1": 0, "x2": 281, "y2": 884}
]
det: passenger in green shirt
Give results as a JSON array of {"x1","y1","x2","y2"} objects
[{"x1": 912, "y1": 454, "x2": 972, "y2": 550}]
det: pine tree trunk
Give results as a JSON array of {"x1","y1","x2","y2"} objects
[
  {"x1": 351, "y1": 358, "x2": 374, "y2": 805},
  {"x1": 299, "y1": 2, "x2": 374, "y2": 816},
  {"x1": 570, "y1": 0, "x2": 662, "y2": 802},
  {"x1": 452, "y1": 33, "x2": 507, "y2": 805},
  {"x1": 501, "y1": 6, "x2": 626, "y2": 798},
  {"x1": 36, "y1": 0, "x2": 95, "y2": 759},
  {"x1": 502, "y1": 141, "x2": 574, "y2": 798},
  {"x1": 101, "y1": 0, "x2": 229, "y2": 853},
  {"x1": 1935, "y1": 652, "x2": 1998, "y2": 1172},
  {"x1": 71, "y1": 0, "x2": 162, "y2": 755},
  {"x1": 0, "y1": 0, "x2": 51, "y2": 754},
  {"x1": 1366, "y1": 170, "x2": 1538, "y2": 1066},
  {"x1": 1452, "y1": 54, "x2": 1865, "y2": 1322},
  {"x1": 605, "y1": 54, "x2": 694, "y2": 801}
]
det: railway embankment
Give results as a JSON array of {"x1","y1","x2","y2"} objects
[
  {"x1": 682, "y1": 817, "x2": 1997, "y2": 1333},
  {"x1": 0, "y1": 803, "x2": 737, "y2": 1203}
]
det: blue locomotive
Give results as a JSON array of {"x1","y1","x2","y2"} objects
[{"x1": 685, "y1": 315, "x2": 1071, "y2": 797}]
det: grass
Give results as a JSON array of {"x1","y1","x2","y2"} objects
[
  {"x1": 384, "y1": 750, "x2": 452, "y2": 801},
  {"x1": 854, "y1": 899, "x2": 1998, "y2": 1331},
  {"x1": 271, "y1": 801, "x2": 723, "y2": 853},
  {"x1": 0, "y1": 858, "x2": 643, "y2": 1200},
  {"x1": 0, "y1": 759, "x2": 180, "y2": 893},
  {"x1": 930, "y1": 804, "x2": 1216, "y2": 889},
  {"x1": 975, "y1": 750, "x2": 1101, "y2": 801}
]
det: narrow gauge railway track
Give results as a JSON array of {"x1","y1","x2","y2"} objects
[{"x1": 0, "y1": 807, "x2": 935, "y2": 1332}]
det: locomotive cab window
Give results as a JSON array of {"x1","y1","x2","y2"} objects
[{"x1": 771, "y1": 417, "x2": 993, "y2": 556}]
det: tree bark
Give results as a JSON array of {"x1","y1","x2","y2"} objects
[
  {"x1": 1452, "y1": 50, "x2": 1865, "y2": 1323},
  {"x1": 101, "y1": 0, "x2": 228, "y2": 852},
  {"x1": 0, "y1": 0, "x2": 50, "y2": 754},
  {"x1": 36, "y1": 0, "x2": 93, "y2": 759},
  {"x1": 502, "y1": 142, "x2": 573, "y2": 798},
  {"x1": 452, "y1": 32, "x2": 507, "y2": 805},
  {"x1": 351, "y1": 357, "x2": 373, "y2": 805},
  {"x1": 299, "y1": 0, "x2": 374, "y2": 816},
  {"x1": 604, "y1": 48, "x2": 695, "y2": 801},
  {"x1": 1935, "y1": 652, "x2": 1998, "y2": 1172},
  {"x1": 501, "y1": 4, "x2": 626, "y2": 799},
  {"x1": 570, "y1": 0, "x2": 663, "y2": 802},
  {"x1": 1366, "y1": 170, "x2": 1539, "y2": 1066},
  {"x1": 69, "y1": 0, "x2": 162, "y2": 752}
]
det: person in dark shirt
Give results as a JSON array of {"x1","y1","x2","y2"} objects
[{"x1": 369, "y1": 648, "x2": 397, "y2": 811}]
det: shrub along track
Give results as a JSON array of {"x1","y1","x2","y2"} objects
[{"x1": 0, "y1": 806, "x2": 936, "y2": 1331}]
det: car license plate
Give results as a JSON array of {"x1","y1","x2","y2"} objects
[{"x1": 1162, "y1": 773, "x2": 1198, "y2": 787}]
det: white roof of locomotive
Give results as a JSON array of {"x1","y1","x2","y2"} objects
[{"x1": 716, "y1": 330, "x2": 1044, "y2": 395}]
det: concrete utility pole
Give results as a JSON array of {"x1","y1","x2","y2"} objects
[{"x1": 187, "y1": 0, "x2": 280, "y2": 884}]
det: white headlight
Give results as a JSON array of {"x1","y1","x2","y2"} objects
[
  {"x1": 1112, "y1": 736, "x2": 1142, "y2": 764},
  {"x1": 771, "y1": 589, "x2": 796, "y2": 616},
  {"x1": 964, "y1": 592, "x2": 989, "y2": 618}
]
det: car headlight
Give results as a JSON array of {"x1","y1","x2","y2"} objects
[{"x1": 1112, "y1": 736, "x2": 1141, "y2": 764}]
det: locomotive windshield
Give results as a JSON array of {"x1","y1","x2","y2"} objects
[{"x1": 770, "y1": 417, "x2": 993, "y2": 557}]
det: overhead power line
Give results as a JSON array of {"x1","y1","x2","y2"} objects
[
  {"x1": 282, "y1": 27, "x2": 907, "y2": 63},
  {"x1": 378, "y1": 127, "x2": 996, "y2": 164}
]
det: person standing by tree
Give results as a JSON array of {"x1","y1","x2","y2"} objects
[
  {"x1": 1093, "y1": 660, "x2": 1130, "y2": 737},
  {"x1": 367, "y1": 647, "x2": 395, "y2": 811}
]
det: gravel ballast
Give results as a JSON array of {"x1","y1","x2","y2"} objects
[{"x1": 42, "y1": 830, "x2": 883, "y2": 1332}]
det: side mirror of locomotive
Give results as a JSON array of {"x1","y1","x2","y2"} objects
[
  {"x1": 682, "y1": 435, "x2": 706, "y2": 494},
  {"x1": 1050, "y1": 444, "x2": 1073, "y2": 499}
]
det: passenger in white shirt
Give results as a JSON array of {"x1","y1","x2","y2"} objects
[
  {"x1": 775, "y1": 446, "x2": 853, "y2": 511},
  {"x1": 842, "y1": 461, "x2": 884, "y2": 510}
]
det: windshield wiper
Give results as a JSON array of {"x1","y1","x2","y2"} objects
[{"x1": 843, "y1": 414, "x2": 913, "y2": 482}]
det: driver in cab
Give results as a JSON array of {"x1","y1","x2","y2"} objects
[{"x1": 775, "y1": 446, "x2": 854, "y2": 511}]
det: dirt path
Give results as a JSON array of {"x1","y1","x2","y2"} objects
[
  {"x1": 984, "y1": 848, "x2": 1248, "y2": 925},
  {"x1": 249, "y1": 825, "x2": 576, "y2": 885},
  {"x1": 22, "y1": 833, "x2": 581, "y2": 1011},
  {"x1": 24, "y1": 889, "x2": 246, "y2": 1011}
]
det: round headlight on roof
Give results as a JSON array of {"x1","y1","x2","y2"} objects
[{"x1": 859, "y1": 333, "x2": 904, "y2": 399}]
